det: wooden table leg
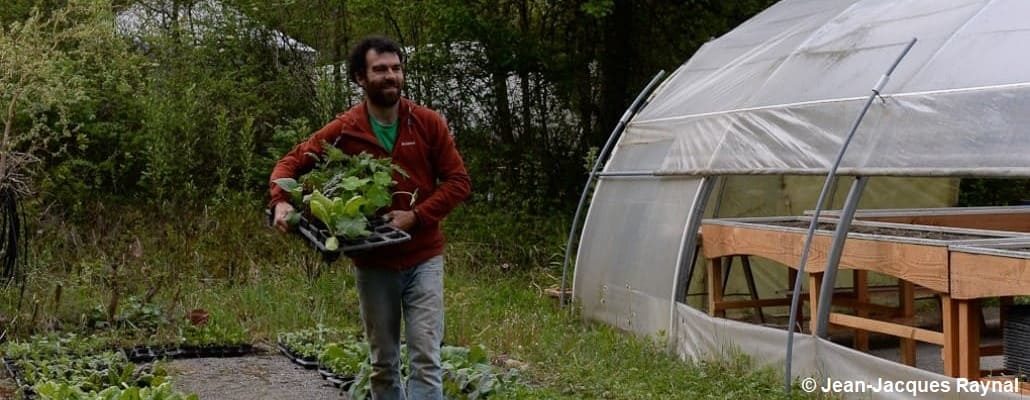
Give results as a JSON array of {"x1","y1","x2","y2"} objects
[
  {"x1": 899, "y1": 280, "x2": 916, "y2": 366},
  {"x1": 809, "y1": 272, "x2": 823, "y2": 334},
  {"x1": 854, "y1": 270, "x2": 870, "y2": 351},
  {"x1": 958, "y1": 299, "x2": 982, "y2": 380},
  {"x1": 942, "y1": 295, "x2": 960, "y2": 377},
  {"x1": 707, "y1": 257, "x2": 725, "y2": 318}
]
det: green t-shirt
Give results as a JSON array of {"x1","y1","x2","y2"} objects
[{"x1": 370, "y1": 116, "x2": 398, "y2": 152}]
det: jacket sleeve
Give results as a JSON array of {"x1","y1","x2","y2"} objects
[
  {"x1": 413, "y1": 114, "x2": 471, "y2": 225},
  {"x1": 267, "y1": 119, "x2": 343, "y2": 209}
]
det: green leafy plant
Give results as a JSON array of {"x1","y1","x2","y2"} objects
[
  {"x1": 34, "y1": 381, "x2": 198, "y2": 400},
  {"x1": 1, "y1": 333, "x2": 173, "y2": 394},
  {"x1": 179, "y1": 322, "x2": 248, "y2": 348},
  {"x1": 277, "y1": 325, "x2": 352, "y2": 360},
  {"x1": 319, "y1": 341, "x2": 368, "y2": 376},
  {"x1": 274, "y1": 144, "x2": 408, "y2": 250}
]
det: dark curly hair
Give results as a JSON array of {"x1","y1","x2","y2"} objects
[{"x1": 347, "y1": 36, "x2": 405, "y2": 84}]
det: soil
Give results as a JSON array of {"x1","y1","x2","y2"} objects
[
  {"x1": 768, "y1": 221, "x2": 994, "y2": 241},
  {"x1": 167, "y1": 354, "x2": 346, "y2": 400}
]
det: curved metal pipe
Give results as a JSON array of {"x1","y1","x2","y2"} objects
[
  {"x1": 559, "y1": 70, "x2": 666, "y2": 307},
  {"x1": 784, "y1": 38, "x2": 917, "y2": 393}
]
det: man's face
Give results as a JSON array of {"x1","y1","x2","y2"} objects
[{"x1": 358, "y1": 50, "x2": 404, "y2": 107}]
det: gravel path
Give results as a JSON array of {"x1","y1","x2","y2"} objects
[{"x1": 167, "y1": 354, "x2": 347, "y2": 400}]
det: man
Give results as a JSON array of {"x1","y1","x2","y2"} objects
[{"x1": 269, "y1": 36, "x2": 471, "y2": 400}]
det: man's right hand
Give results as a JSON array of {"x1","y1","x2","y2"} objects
[{"x1": 273, "y1": 202, "x2": 296, "y2": 233}]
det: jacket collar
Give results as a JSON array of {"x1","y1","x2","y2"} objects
[{"x1": 337, "y1": 98, "x2": 413, "y2": 137}]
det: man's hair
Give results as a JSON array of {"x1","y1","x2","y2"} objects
[{"x1": 347, "y1": 36, "x2": 405, "y2": 84}]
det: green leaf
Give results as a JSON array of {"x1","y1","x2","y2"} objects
[
  {"x1": 273, "y1": 178, "x2": 299, "y2": 191},
  {"x1": 335, "y1": 217, "x2": 370, "y2": 238},
  {"x1": 372, "y1": 171, "x2": 392, "y2": 187},
  {"x1": 341, "y1": 176, "x2": 369, "y2": 191},
  {"x1": 325, "y1": 236, "x2": 339, "y2": 251},
  {"x1": 469, "y1": 344, "x2": 488, "y2": 364},
  {"x1": 324, "y1": 143, "x2": 345, "y2": 162},
  {"x1": 310, "y1": 199, "x2": 330, "y2": 227},
  {"x1": 343, "y1": 195, "x2": 367, "y2": 217},
  {"x1": 364, "y1": 186, "x2": 391, "y2": 211}
]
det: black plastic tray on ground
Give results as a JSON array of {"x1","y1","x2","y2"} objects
[
  {"x1": 3, "y1": 357, "x2": 35, "y2": 399},
  {"x1": 123, "y1": 344, "x2": 255, "y2": 362},
  {"x1": 277, "y1": 342, "x2": 319, "y2": 369},
  {"x1": 266, "y1": 210, "x2": 411, "y2": 263}
]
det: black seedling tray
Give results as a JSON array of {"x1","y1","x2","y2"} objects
[
  {"x1": 266, "y1": 210, "x2": 411, "y2": 261},
  {"x1": 276, "y1": 341, "x2": 319, "y2": 369}
]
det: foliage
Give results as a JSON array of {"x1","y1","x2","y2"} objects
[
  {"x1": 275, "y1": 148, "x2": 406, "y2": 249},
  {"x1": 277, "y1": 325, "x2": 353, "y2": 360},
  {"x1": 179, "y1": 321, "x2": 249, "y2": 348},
  {"x1": 2, "y1": 203, "x2": 819, "y2": 399},
  {"x1": 34, "y1": 381, "x2": 198, "y2": 400},
  {"x1": 1, "y1": 333, "x2": 182, "y2": 396},
  {"x1": 318, "y1": 341, "x2": 369, "y2": 377},
  {"x1": 957, "y1": 178, "x2": 1030, "y2": 206},
  {"x1": 86, "y1": 297, "x2": 166, "y2": 331}
]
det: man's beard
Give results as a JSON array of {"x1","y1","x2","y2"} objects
[{"x1": 366, "y1": 80, "x2": 402, "y2": 107}]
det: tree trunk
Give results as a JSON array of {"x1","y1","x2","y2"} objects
[{"x1": 597, "y1": 0, "x2": 634, "y2": 146}]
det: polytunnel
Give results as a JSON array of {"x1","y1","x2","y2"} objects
[{"x1": 569, "y1": 0, "x2": 1030, "y2": 398}]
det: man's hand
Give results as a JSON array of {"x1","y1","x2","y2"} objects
[
  {"x1": 384, "y1": 210, "x2": 416, "y2": 232},
  {"x1": 273, "y1": 202, "x2": 296, "y2": 233}
]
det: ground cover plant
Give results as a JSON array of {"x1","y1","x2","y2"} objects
[
  {"x1": 0, "y1": 333, "x2": 196, "y2": 399},
  {"x1": 0, "y1": 199, "x2": 817, "y2": 399}
]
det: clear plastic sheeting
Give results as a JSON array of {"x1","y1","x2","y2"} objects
[
  {"x1": 674, "y1": 304, "x2": 1023, "y2": 400},
  {"x1": 573, "y1": 177, "x2": 701, "y2": 335},
  {"x1": 623, "y1": 0, "x2": 1030, "y2": 177}
]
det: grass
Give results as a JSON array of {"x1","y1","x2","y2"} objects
[{"x1": 0, "y1": 197, "x2": 816, "y2": 399}]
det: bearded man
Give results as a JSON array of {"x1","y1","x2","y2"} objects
[{"x1": 269, "y1": 35, "x2": 471, "y2": 400}]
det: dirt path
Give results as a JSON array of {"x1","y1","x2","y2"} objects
[{"x1": 167, "y1": 354, "x2": 347, "y2": 400}]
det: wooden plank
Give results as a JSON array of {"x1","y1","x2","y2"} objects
[
  {"x1": 701, "y1": 224, "x2": 950, "y2": 292},
  {"x1": 899, "y1": 280, "x2": 916, "y2": 366},
  {"x1": 958, "y1": 299, "x2": 982, "y2": 380},
  {"x1": 702, "y1": 224, "x2": 818, "y2": 271},
  {"x1": 853, "y1": 270, "x2": 870, "y2": 352},
  {"x1": 981, "y1": 343, "x2": 1003, "y2": 357},
  {"x1": 830, "y1": 297, "x2": 900, "y2": 316},
  {"x1": 809, "y1": 273, "x2": 822, "y2": 334},
  {"x1": 827, "y1": 312, "x2": 944, "y2": 345},
  {"x1": 950, "y1": 252, "x2": 1030, "y2": 299},
  {"x1": 863, "y1": 213, "x2": 1030, "y2": 233},
  {"x1": 715, "y1": 298, "x2": 793, "y2": 309},
  {"x1": 941, "y1": 295, "x2": 960, "y2": 377},
  {"x1": 707, "y1": 257, "x2": 724, "y2": 318}
]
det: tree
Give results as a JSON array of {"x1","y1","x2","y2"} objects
[{"x1": 0, "y1": 0, "x2": 132, "y2": 280}]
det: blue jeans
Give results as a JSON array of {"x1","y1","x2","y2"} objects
[{"x1": 355, "y1": 255, "x2": 444, "y2": 400}]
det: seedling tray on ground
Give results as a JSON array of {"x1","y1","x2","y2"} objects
[
  {"x1": 3, "y1": 357, "x2": 35, "y2": 399},
  {"x1": 276, "y1": 341, "x2": 319, "y2": 369},
  {"x1": 267, "y1": 210, "x2": 411, "y2": 260}
]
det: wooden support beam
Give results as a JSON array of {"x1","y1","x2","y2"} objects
[
  {"x1": 958, "y1": 299, "x2": 982, "y2": 380},
  {"x1": 707, "y1": 257, "x2": 725, "y2": 318},
  {"x1": 899, "y1": 280, "x2": 916, "y2": 366},
  {"x1": 828, "y1": 312, "x2": 944, "y2": 345},
  {"x1": 854, "y1": 270, "x2": 870, "y2": 351},
  {"x1": 942, "y1": 295, "x2": 960, "y2": 377}
]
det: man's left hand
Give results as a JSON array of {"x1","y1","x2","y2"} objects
[{"x1": 384, "y1": 210, "x2": 417, "y2": 231}]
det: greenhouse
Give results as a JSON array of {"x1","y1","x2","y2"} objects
[{"x1": 572, "y1": 1, "x2": 1030, "y2": 398}]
